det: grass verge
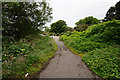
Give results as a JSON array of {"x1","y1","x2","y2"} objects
[
  {"x1": 63, "y1": 42, "x2": 85, "y2": 57},
  {"x1": 2, "y1": 35, "x2": 58, "y2": 78}
]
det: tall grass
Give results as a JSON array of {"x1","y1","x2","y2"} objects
[{"x1": 2, "y1": 35, "x2": 57, "y2": 78}]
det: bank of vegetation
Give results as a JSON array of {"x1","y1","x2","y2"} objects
[
  {"x1": 2, "y1": 0, "x2": 120, "y2": 79},
  {"x1": 60, "y1": 1, "x2": 120, "y2": 79},
  {"x1": 3, "y1": 35, "x2": 57, "y2": 78},
  {"x1": 2, "y1": 1, "x2": 58, "y2": 78},
  {"x1": 61, "y1": 20, "x2": 120, "y2": 79}
]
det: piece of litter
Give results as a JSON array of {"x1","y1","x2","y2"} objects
[{"x1": 25, "y1": 73, "x2": 29, "y2": 77}]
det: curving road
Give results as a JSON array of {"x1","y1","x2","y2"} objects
[{"x1": 38, "y1": 36, "x2": 99, "y2": 78}]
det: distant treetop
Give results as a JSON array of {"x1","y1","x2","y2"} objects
[{"x1": 75, "y1": 16, "x2": 99, "y2": 26}]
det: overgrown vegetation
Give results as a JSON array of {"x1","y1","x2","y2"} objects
[
  {"x1": 60, "y1": 20, "x2": 120, "y2": 79},
  {"x1": 2, "y1": 0, "x2": 120, "y2": 79},
  {"x1": 2, "y1": 1, "x2": 52, "y2": 40},
  {"x1": 2, "y1": 34, "x2": 57, "y2": 78},
  {"x1": 2, "y1": 1, "x2": 57, "y2": 78},
  {"x1": 82, "y1": 46, "x2": 120, "y2": 79},
  {"x1": 49, "y1": 20, "x2": 74, "y2": 36},
  {"x1": 74, "y1": 16, "x2": 100, "y2": 32}
]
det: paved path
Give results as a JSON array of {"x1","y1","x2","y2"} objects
[{"x1": 38, "y1": 36, "x2": 97, "y2": 78}]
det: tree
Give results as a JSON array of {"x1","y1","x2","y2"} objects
[
  {"x1": 75, "y1": 16, "x2": 99, "y2": 26},
  {"x1": 2, "y1": 1, "x2": 52, "y2": 40},
  {"x1": 74, "y1": 16, "x2": 99, "y2": 32},
  {"x1": 104, "y1": 7, "x2": 116, "y2": 21},
  {"x1": 74, "y1": 24, "x2": 88, "y2": 32},
  {"x1": 104, "y1": 1, "x2": 120, "y2": 21},
  {"x1": 50, "y1": 20, "x2": 67, "y2": 34},
  {"x1": 66, "y1": 27, "x2": 74, "y2": 32},
  {"x1": 115, "y1": 1, "x2": 120, "y2": 20}
]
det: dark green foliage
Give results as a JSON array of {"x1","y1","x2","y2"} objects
[
  {"x1": 50, "y1": 20, "x2": 73, "y2": 35},
  {"x1": 74, "y1": 24, "x2": 88, "y2": 32},
  {"x1": 61, "y1": 20, "x2": 120, "y2": 79},
  {"x1": 49, "y1": 32, "x2": 54, "y2": 36},
  {"x1": 75, "y1": 16, "x2": 99, "y2": 26},
  {"x1": 2, "y1": 1, "x2": 54, "y2": 78},
  {"x1": 115, "y1": 1, "x2": 120, "y2": 20},
  {"x1": 45, "y1": 27, "x2": 50, "y2": 32},
  {"x1": 56, "y1": 33, "x2": 60, "y2": 36},
  {"x1": 88, "y1": 20, "x2": 120, "y2": 43},
  {"x1": 2, "y1": 43, "x2": 31, "y2": 62},
  {"x1": 74, "y1": 16, "x2": 99, "y2": 32},
  {"x1": 104, "y1": 7, "x2": 116, "y2": 21},
  {"x1": 104, "y1": 1, "x2": 120, "y2": 21},
  {"x1": 50, "y1": 20, "x2": 67, "y2": 34},
  {"x1": 73, "y1": 42, "x2": 101, "y2": 52},
  {"x1": 66, "y1": 27, "x2": 74, "y2": 32},
  {"x1": 2, "y1": 1, "x2": 52, "y2": 40}
]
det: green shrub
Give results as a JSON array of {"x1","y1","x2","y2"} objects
[
  {"x1": 61, "y1": 20, "x2": 120, "y2": 79},
  {"x1": 2, "y1": 43, "x2": 31, "y2": 62},
  {"x1": 72, "y1": 41, "x2": 101, "y2": 53},
  {"x1": 56, "y1": 33, "x2": 59, "y2": 36},
  {"x1": 87, "y1": 20, "x2": 120, "y2": 43},
  {"x1": 26, "y1": 53, "x2": 40, "y2": 64},
  {"x1": 82, "y1": 46, "x2": 120, "y2": 79},
  {"x1": 49, "y1": 32, "x2": 54, "y2": 36}
]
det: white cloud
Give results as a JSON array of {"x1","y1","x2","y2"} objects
[{"x1": 46, "y1": 0, "x2": 119, "y2": 27}]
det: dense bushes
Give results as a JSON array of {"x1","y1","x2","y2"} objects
[
  {"x1": 2, "y1": 35, "x2": 57, "y2": 78},
  {"x1": 89, "y1": 20, "x2": 120, "y2": 43},
  {"x1": 2, "y1": 2, "x2": 52, "y2": 40},
  {"x1": 74, "y1": 16, "x2": 99, "y2": 32},
  {"x1": 61, "y1": 20, "x2": 120, "y2": 79},
  {"x1": 82, "y1": 46, "x2": 120, "y2": 79},
  {"x1": 2, "y1": 1, "x2": 54, "y2": 78}
]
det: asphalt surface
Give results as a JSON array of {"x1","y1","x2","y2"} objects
[{"x1": 38, "y1": 36, "x2": 98, "y2": 78}]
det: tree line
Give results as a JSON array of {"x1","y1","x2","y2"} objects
[
  {"x1": 2, "y1": 1, "x2": 120, "y2": 37},
  {"x1": 48, "y1": 1, "x2": 120, "y2": 35}
]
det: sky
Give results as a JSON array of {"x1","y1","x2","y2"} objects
[{"x1": 46, "y1": 0, "x2": 119, "y2": 28}]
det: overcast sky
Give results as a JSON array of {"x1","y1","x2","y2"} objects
[{"x1": 46, "y1": 0, "x2": 119, "y2": 28}]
